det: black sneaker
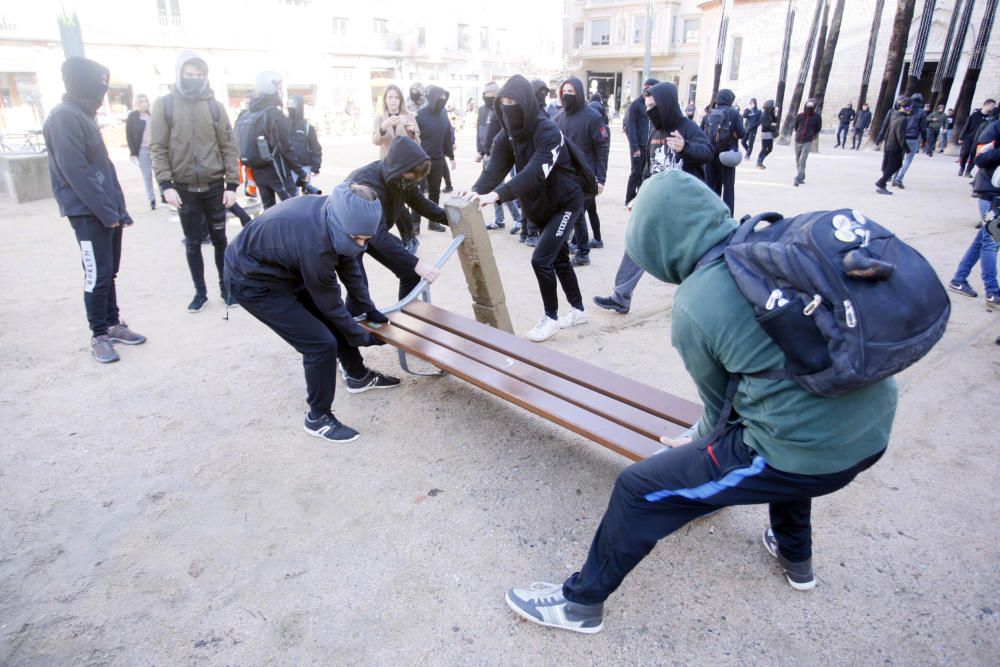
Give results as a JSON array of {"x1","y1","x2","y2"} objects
[
  {"x1": 875, "y1": 185, "x2": 893, "y2": 195},
  {"x1": 571, "y1": 254, "x2": 590, "y2": 267},
  {"x1": 304, "y1": 413, "x2": 360, "y2": 443},
  {"x1": 892, "y1": 180, "x2": 905, "y2": 189},
  {"x1": 346, "y1": 369, "x2": 401, "y2": 394},
  {"x1": 948, "y1": 281, "x2": 978, "y2": 298},
  {"x1": 762, "y1": 528, "x2": 816, "y2": 591},
  {"x1": 505, "y1": 582, "x2": 603, "y2": 634},
  {"x1": 442, "y1": 185, "x2": 454, "y2": 194},
  {"x1": 589, "y1": 239, "x2": 604, "y2": 249},
  {"x1": 486, "y1": 221, "x2": 505, "y2": 230},
  {"x1": 525, "y1": 234, "x2": 539, "y2": 247},
  {"x1": 428, "y1": 222, "x2": 447, "y2": 232},
  {"x1": 188, "y1": 294, "x2": 208, "y2": 313},
  {"x1": 593, "y1": 295, "x2": 629, "y2": 314},
  {"x1": 150, "y1": 199, "x2": 156, "y2": 210}
]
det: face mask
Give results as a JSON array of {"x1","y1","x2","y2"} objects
[
  {"x1": 535, "y1": 92, "x2": 547, "y2": 109},
  {"x1": 646, "y1": 106, "x2": 662, "y2": 129},
  {"x1": 483, "y1": 95, "x2": 495, "y2": 109},
  {"x1": 391, "y1": 176, "x2": 420, "y2": 192},
  {"x1": 501, "y1": 104, "x2": 525, "y2": 133},
  {"x1": 562, "y1": 93, "x2": 577, "y2": 113},
  {"x1": 805, "y1": 105, "x2": 815, "y2": 113},
  {"x1": 180, "y1": 76, "x2": 204, "y2": 96}
]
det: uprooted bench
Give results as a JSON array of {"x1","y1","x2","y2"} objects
[{"x1": 357, "y1": 207, "x2": 702, "y2": 460}]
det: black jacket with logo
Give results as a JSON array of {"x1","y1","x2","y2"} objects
[{"x1": 416, "y1": 86, "x2": 455, "y2": 160}]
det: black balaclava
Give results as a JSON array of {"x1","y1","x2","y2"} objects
[
  {"x1": 287, "y1": 95, "x2": 304, "y2": 122},
  {"x1": 61, "y1": 57, "x2": 110, "y2": 111},
  {"x1": 645, "y1": 82, "x2": 685, "y2": 133},
  {"x1": 325, "y1": 184, "x2": 382, "y2": 258},
  {"x1": 531, "y1": 79, "x2": 549, "y2": 110},
  {"x1": 501, "y1": 104, "x2": 525, "y2": 134},
  {"x1": 560, "y1": 77, "x2": 585, "y2": 115}
]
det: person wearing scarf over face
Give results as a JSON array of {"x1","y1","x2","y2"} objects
[
  {"x1": 43, "y1": 57, "x2": 147, "y2": 364},
  {"x1": 224, "y1": 184, "x2": 400, "y2": 443},
  {"x1": 461, "y1": 74, "x2": 589, "y2": 343}
]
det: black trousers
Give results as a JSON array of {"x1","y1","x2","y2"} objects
[
  {"x1": 571, "y1": 197, "x2": 591, "y2": 258},
  {"x1": 925, "y1": 128, "x2": 940, "y2": 155},
  {"x1": 959, "y1": 141, "x2": 975, "y2": 174},
  {"x1": 584, "y1": 197, "x2": 602, "y2": 242},
  {"x1": 562, "y1": 426, "x2": 885, "y2": 605},
  {"x1": 532, "y1": 194, "x2": 585, "y2": 319},
  {"x1": 851, "y1": 127, "x2": 865, "y2": 149},
  {"x1": 177, "y1": 182, "x2": 228, "y2": 297},
  {"x1": 70, "y1": 216, "x2": 122, "y2": 337},
  {"x1": 232, "y1": 282, "x2": 367, "y2": 418},
  {"x1": 877, "y1": 150, "x2": 905, "y2": 188},
  {"x1": 706, "y1": 161, "x2": 736, "y2": 215},
  {"x1": 256, "y1": 163, "x2": 296, "y2": 210},
  {"x1": 625, "y1": 147, "x2": 647, "y2": 204},
  {"x1": 442, "y1": 158, "x2": 452, "y2": 188},
  {"x1": 741, "y1": 127, "x2": 758, "y2": 156},
  {"x1": 427, "y1": 157, "x2": 446, "y2": 205},
  {"x1": 756, "y1": 137, "x2": 773, "y2": 165}
]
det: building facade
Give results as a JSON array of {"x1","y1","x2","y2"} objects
[
  {"x1": 562, "y1": 0, "x2": 706, "y2": 115},
  {"x1": 0, "y1": 0, "x2": 563, "y2": 133}
]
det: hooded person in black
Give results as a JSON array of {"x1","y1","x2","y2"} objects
[
  {"x1": 958, "y1": 99, "x2": 997, "y2": 176},
  {"x1": 741, "y1": 98, "x2": 762, "y2": 158},
  {"x1": 344, "y1": 136, "x2": 449, "y2": 304},
  {"x1": 287, "y1": 95, "x2": 323, "y2": 194},
  {"x1": 703, "y1": 88, "x2": 745, "y2": 215},
  {"x1": 625, "y1": 78, "x2": 659, "y2": 205},
  {"x1": 225, "y1": 183, "x2": 399, "y2": 443},
  {"x1": 43, "y1": 57, "x2": 146, "y2": 363},
  {"x1": 465, "y1": 74, "x2": 588, "y2": 342},
  {"x1": 592, "y1": 81, "x2": 714, "y2": 315},
  {"x1": 415, "y1": 85, "x2": 455, "y2": 231},
  {"x1": 756, "y1": 99, "x2": 779, "y2": 167},
  {"x1": 555, "y1": 77, "x2": 610, "y2": 265},
  {"x1": 478, "y1": 81, "x2": 525, "y2": 232},
  {"x1": 246, "y1": 71, "x2": 308, "y2": 209}
]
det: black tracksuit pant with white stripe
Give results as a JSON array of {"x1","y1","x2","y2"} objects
[
  {"x1": 532, "y1": 193, "x2": 585, "y2": 319},
  {"x1": 562, "y1": 426, "x2": 884, "y2": 605},
  {"x1": 70, "y1": 215, "x2": 122, "y2": 337}
]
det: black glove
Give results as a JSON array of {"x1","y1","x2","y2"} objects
[
  {"x1": 366, "y1": 309, "x2": 389, "y2": 325},
  {"x1": 361, "y1": 332, "x2": 385, "y2": 347}
]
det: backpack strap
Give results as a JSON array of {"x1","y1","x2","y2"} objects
[
  {"x1": 731, "y1": 210, "x2": 784, "y2": 244},
  {"x1": 687, "y1": 375, "x2": 742, "y2": 449},
  {"x1": 164, "y1": 96, "x2": 220, "y2": 126}
]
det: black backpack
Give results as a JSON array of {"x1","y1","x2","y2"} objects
[
  {"x1": 560, "y1": 131, "x2": 599, "y2": 196},
  {"x1": 698, "y1": 208, "x2": 950, "y2": 398},
  {"x1": 234, "y1": 108, "x2": 274, "y2": 169},
  {"x1": 704, "y1": 107, "x2": 734, "y2": 153}
]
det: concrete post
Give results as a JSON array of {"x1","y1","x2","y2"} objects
[
  {"x1": 0, "y1": 154, "x2": 54, "y2": 203},
  {"x1": 443, "y1": 197, "x2": 514, "y2": 334}
]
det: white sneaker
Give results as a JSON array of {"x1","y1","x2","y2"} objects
[
  {"x1": 557, "y1": 307, "x2": 589, "y2": 329},
  {"x1": 526, "y1": 316, "x2": 560, "y2": 342}
]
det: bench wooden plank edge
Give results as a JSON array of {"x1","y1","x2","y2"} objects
[
  {"x1": 387, "y1": 311, "x2": 688, "y2": 441},
  {"x1": 401, "y1": 301, "x2": 703, "y2": 427},
  {"x1": 365, "y1": 323, "x2": 665, "y2": 461}
]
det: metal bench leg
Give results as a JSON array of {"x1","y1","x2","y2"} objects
[{"x1": 395, "y1": 285, "x2": 445, "y2": 377}]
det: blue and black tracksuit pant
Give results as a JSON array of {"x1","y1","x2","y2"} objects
[{"x1": 562, "y1": 426, "x2": 885, "y2": 605}]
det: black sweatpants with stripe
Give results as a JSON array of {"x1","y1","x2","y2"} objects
[
  {"x1": 562, "y1": 426, "x2": 884, "y2": 605},
  {"x1": 531, "y1": 193, "x2": 585, "y2": 319},
  {"x1": 70, "y1": 215, "x2": 122, "y2": 337}
]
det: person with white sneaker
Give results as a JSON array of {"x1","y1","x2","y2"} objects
[
  {"x1": 460, "y1": 74, "x2": 590, "y2": 343},
  {"x1": 506, "y1": 170, "x2": 897, "y2": 634}
]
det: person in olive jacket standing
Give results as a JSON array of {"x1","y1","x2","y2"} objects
[
  {"x1": 44, "y1": 57, "x2": 146, "y2": 363},
  {"x1": 150, "y1": 51, "x2": 240, "y2": 314}
]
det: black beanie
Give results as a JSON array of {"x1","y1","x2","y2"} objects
[{"x1": 61, "y1": 57, "x2": 110, "y2": 103}]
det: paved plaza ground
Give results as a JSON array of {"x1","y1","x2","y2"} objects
[{"x1": 1, "y1": 129, "x2": 998, "y2": 665}]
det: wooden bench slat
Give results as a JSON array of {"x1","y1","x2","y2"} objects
[
  {"x1": 388, "y1": 311, "x2": 688, "y2": 442},
  {"x1": 401, "y1": 301, "x2": 702, "y2": 427},
  {"x1": 366, "y1": 322, "x2": 666, "y2": 461}
]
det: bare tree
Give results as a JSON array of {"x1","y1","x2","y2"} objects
[
  {"x1": 779, "y1": 0, "x2": 825, "y2": 143},
  {"x1": 812, "y1": 0, "x2": 846, "y2": 110},
  {"x1": 775, "y1": 0, "x2": 797, "y2": 116},
  {"x1": 868, "y1": 0, "x2": 917, "y2": 143},
  {"x1": 857, "y1": 0, "x2": 888, "y2": 110},
  {"x1": 952, "y1": 0, "x2": 998, "y2": 140},
  {"x1": 905, "y1": 0, "x2": 938, "y2": 93},
  {"x1": 929, "y1": 0, "x2": 964, "y2": 109},
  {"x1": 808, "y1": 0, "x2": 831, "y2": 99}
]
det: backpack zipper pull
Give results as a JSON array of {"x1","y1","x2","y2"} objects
[
  {"x1": 766, "y1": 289, "x2": 783, "y2": 310},
  {"x1": 803, "y1": 294, "x2": 822, "y2": 315},
  {"x1": 844, "y1": 300, "x2": 857, "y2": 328}
]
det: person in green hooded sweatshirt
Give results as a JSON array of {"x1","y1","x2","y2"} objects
[{"x1": 505, "y1": 170, "x2": 898, "y2": 634}]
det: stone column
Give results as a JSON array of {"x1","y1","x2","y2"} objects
[{"x1": 443, "y1": 197, "x2": 514, "y2": 334}]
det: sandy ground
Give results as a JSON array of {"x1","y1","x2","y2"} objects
[{"x1": 1, "y1": 129, "x2": 998, "y2": 666}]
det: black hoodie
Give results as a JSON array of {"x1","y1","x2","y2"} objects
[
  {"x1": 473, "y1": 74, "x2": 583, "y2": 222},
  {"x1": 643, "y1": 82, "x2": 713, "y2": 183},
  {"x1": 555, "y1": 77, "x2": 610, "y2": 184},
  {"x1": 345, "y1": 136, "x2": 447, "y2": 271},
  {"x1": 416, "y1": 86, "x2": 455, "y2": 160},
  {"x1": 43, "y1": 57, "x2": 128, "y2": 227},
  {"x1": 248, "y1": 93, "x2": 305, "y2": 178},
  {"x1": 223, "y1": 194, "x2": 376, "y2": 346},
  {"x1": 709, "y1": 89, "x2": 746, "y2": 151}
]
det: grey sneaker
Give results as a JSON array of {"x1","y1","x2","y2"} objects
[
  {"x1": 505, "y1": 582, "x2": 603, "y2": 634},
  {"x1": 91, "y1": 335, "x2": 120, "y2": 363},
  {"x1": 593, "y1": 295, "x2": 629, "y2": 314},
  {"x1": 948, "y1": 281, "x2": 978, "y2": 298},
  {"x1": 525, "y1": 234, "x2": 539, "y2": 247},
  {"x1": 107, "y1": 321, "x2": 146, "y2": 345},
  {"x1": 762, "y1": 528, "x2": 816, "y2": 591}
]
